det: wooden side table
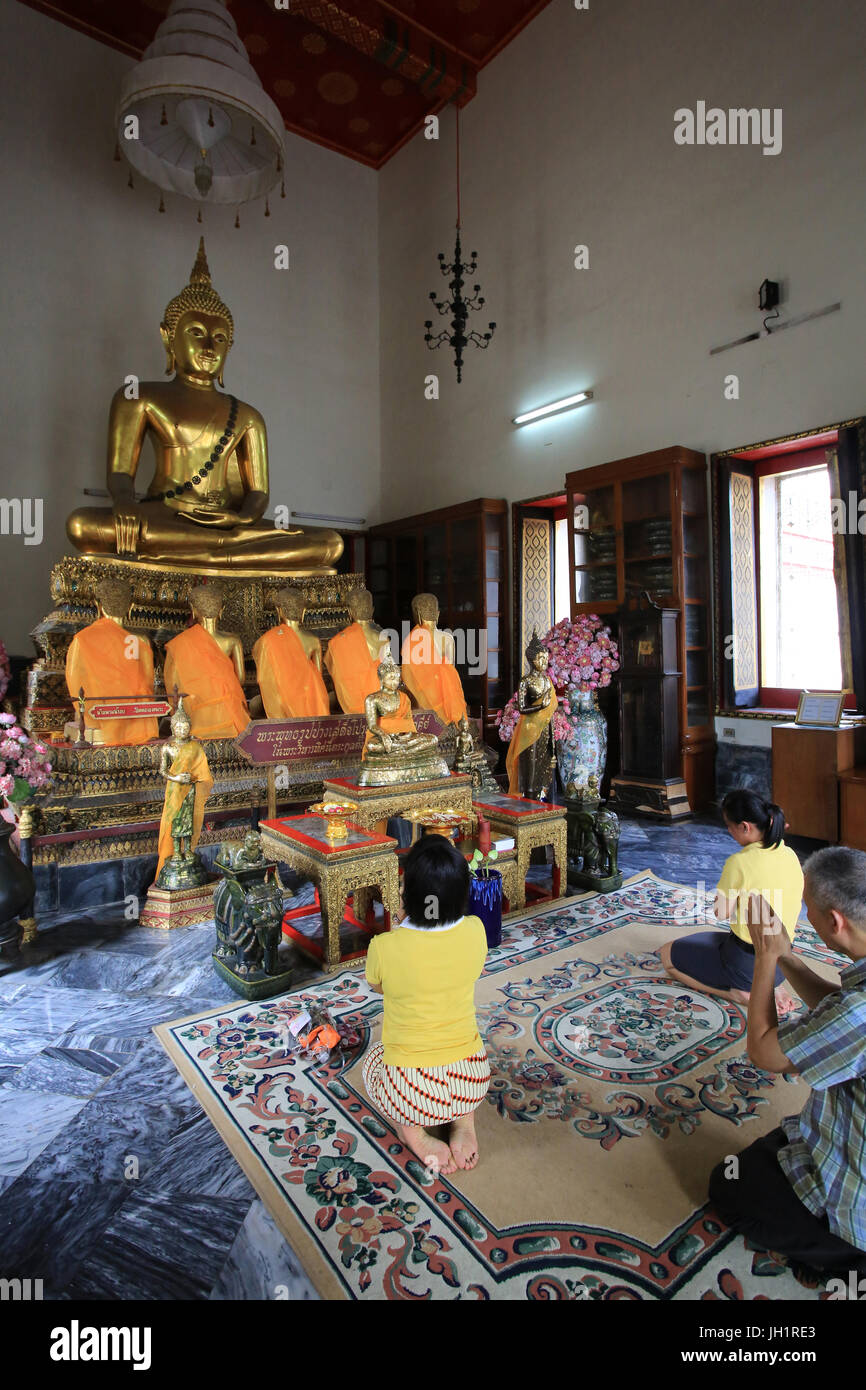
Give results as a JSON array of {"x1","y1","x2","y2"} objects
[
  {"x1": 772, "y1": 723, "x2": 866, "y2": 841},
  {"x1": 259, "y1": 814, "x2": 399, "y2": 972},
  {"x1": 471, "y1": 792, "x2": 568, "y2": 911},
  {"x1": 322, "y1": 772, "x2": 474, "y2": 834},
  {"x1": 839, "y1": 768, "x2": 866, "y2": 852}
]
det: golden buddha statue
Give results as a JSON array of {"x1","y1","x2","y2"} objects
[
  {"x1": 324, "y1": 587, "x2": 390, "y2": 714},
  {"x1": 155, "y1": 697, "x2": 213, "y2": 889},
  {"x1": 401, "y1": 592, "x2": 468, "y2": 727},
  {"x1": 64, "y1": 577, "x2": 159, "y2": 746},
  {"x1": 357, "y1": 655, "x2": 449, "y2": 787},
  {"x1": 252, "y1": 588, "x2": 329, "y2": 719},
  {"x1": 506, "y1": 630, "x2": 558, "y2": 799},
  {"x1": 66, "y1": 239, "x2": 343, "y2": 577},
  {"x1": 163, "y1": 582, "x2": 250, "y2": 739}
]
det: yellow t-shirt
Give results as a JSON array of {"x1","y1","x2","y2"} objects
[
  {"x1": 365, "y1": 915, "x2": 488, "y2": 1068},
  {"x1": 715, "y1": 840, "x2": 804, "y2": 943}
]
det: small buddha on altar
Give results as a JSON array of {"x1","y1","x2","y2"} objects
[
  {"x1": 163, "y1": 582, "x2": 250, "y2": 739},
  {"x1": 64, "y1": 577, "x2": 159, "y2": 746},
  {"x1": 65, "y1": 239, "x2": 342, "y2": 577},
  {"x1": 252, "y1": 588, "x2": 329, "y2": 719},
  {"x1": 324, "y1": 587, "x2": 390, "y2": 715},
  {"x1": 358, "y1": 655, "x2": 449, "y2": 787},
  {"x1": 401, "y1": 592, "x2": 468, "y2": 727}
]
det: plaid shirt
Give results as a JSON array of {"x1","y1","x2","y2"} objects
[{"x1": 777, "y1": 955, "x2": 866, "y2": 1251}]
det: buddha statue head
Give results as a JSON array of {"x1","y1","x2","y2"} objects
[
  {"x1": 526, "y1": 629, "x2": 549, "y2": 674},
  {"x1": 377, "y1": 653, "x2": 402, "y2": 694},
  {"x1": 170, "y1": 695, "x2": 192, "y2": 742},
  {"x1": 160, "y1": 239, "x2": 234, "y2": 387},
  {"x1": 412, "y1": 592, "x2": 440, "y2": 626},
  {"x1": 273, "y1": 587, "x2": 305, "y2": 624},
  {"x1": 95, "y1": 577, "x2": 133, "y2": 624},
  {"x1": 346, "y1": 588, "x2": 375, "y2": 623},
  {"x1": 189, "y1": 581, "x2": 225, "y2": 624}
]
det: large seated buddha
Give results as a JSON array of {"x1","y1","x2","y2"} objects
[{"x1": 66, "y1": 239, "x2": 343, "y2": 576}]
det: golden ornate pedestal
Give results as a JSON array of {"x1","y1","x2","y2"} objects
[
  {"x1": 139, "y1": 880, "x2": 216, "y2": 930},
  {"x1": 471, "y1": 792, "x2": 568, "y2": 912},
  {"x1": 322, "y1": 772, "x2": 474, "y2": 834}
]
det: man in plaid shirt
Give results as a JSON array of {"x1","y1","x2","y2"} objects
[{"x1": 709, "y1": 845, "x2": 866, "y2": 1274}]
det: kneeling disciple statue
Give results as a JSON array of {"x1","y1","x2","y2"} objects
[
  {"x1": 163, "y1": 582, "x2": 249, "y2": 739},
  {"x1": 155, "y1": 698, "x2": 214, "y2": 889},
  {"x1": 64, "y1": 577, "x2": 159, "y2": 746},
  {"x1": 358, "y1": 656, "x2": 449, "y2": 787},
  {"x1": 253, "y1": 588, "x2": 329, "y2": 719}
]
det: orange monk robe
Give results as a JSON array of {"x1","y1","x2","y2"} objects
[
  {"x1": 324, "y1": 621, "x2": 382, "y2": 715},
  {"x1": 506, "y1": 686, "x2": 558, "y2": 796},
  {"x1": 156, "y1": 739, "x2": 213, "y2": 877},
  {"x1": 65, "y1": 617, "x2": 158, "y2": 746},
  {"x1": 401, "y1": 626, "x2": 468, "y2": 725},
  {"x1": 363, "y1": 690, "x2": 416, "y2": 754},
  {"x1": 252, "y1": 623, "x2": 329, "y2": 719},
  {"x1": 163, "y1": 625, "x2": 249, "y2": 740}
]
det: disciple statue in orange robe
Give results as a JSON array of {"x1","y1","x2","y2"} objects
[
  {"x1": 324, "y1": 588, "x2": 390, "y2": 715},
  {"x1": 64, "y1": 578, "x2": 159, "y2": 746},
  {"x1": 401, "y1": 592, "x2": 468, "y2": 727},
  {"x1": 252, "y1": 588, "x2": 329, "y2": 719},
  {"x1": 163, "y1": 582, "x2": 249, "y2": 739},
  {"x1": 155, "y1": 698, "x2": 213, "y2": 883},
  {"x1": 505, "y1": 631, "x2": 557, "y2": 799}
]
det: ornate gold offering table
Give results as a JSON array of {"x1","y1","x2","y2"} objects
[
  {"x1": 322, "y1": 772, "x2": 474, "y2": 834},
  {"x1": 259, "y1": 813, "x2": 400, "y2": 973},
  {"x1": 471, "y1": 792, "x2": 568, "y2": 912}
]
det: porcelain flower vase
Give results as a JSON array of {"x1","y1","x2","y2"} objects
[{"x1": 556, "y1": 689, "x2": 607, "y2": 792}]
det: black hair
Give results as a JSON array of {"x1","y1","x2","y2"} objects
[
  {"x1": 721, "y1": 788, "x2": 785, "y2": 849},
  {"x1": 402, "y1": 834, "x2": 470, "y2": 928}
]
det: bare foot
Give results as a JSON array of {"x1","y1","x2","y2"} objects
[
  {"x1": 449, "y1": 1113, "x2": 480, "y2": 1170},
  {"x1": 396, "y1": 1123, "x2": 456, "y2": 1176}
]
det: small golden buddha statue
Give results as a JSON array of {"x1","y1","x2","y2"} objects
[
  {"x1": 64, "y1": 577, "x2": 159, "y2": 746},
  {"x1": 253, "y1": 587, "x2": 329, "y2": 719},
  {"x1": 155, "y1": 697, "x2": 213, "y2": 889},
  {"x1": 324, "y1": 587, "x2": 390, "y2": 714},
  {"x1": 358, "y1": 655, "x2": 449, "y2": 787},
  {"x1": 66, "y1": 239, "x2": 343, "y2": 576},
  {"x1": 163, "y1": 582, "x2": 249, "y2": 739},
  {"x1": 505, "y1": 630, "x2": 558, "y2": 798},
  {"x1": 401, "y1": 592, "x2": 468, "y2": 727}
]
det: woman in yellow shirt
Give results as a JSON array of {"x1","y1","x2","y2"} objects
[
  {"x1": 363, "y1": 836, "x2": 489, "y2": 1177},
  {"x1": 660, "y1": 789, "x2": 804, "y2": 1004}
]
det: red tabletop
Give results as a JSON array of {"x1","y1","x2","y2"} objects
[
  {"x1": 472, "y1": 791, "x2": 564, "y2": 819},
  {"x1": 260, "y1": 814, "x2": 397, "y2": 855}
]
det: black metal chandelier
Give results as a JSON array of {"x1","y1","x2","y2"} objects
[{"x1": 424, "y1": 107, "x2": 496, "y2": 383}]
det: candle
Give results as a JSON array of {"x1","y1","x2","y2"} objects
[{"x1": 477, "y1": 816, "x2": 491, "y2": 855}]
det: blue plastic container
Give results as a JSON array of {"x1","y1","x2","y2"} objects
[{"x1": 468, "y1": 868, "x2": 503, "y2": 949}]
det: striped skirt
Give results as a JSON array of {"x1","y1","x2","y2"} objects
[{"x1": 362, "y1": 1042, "x2": 491, "y2": 1126}]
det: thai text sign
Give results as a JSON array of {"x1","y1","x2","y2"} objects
[
  {"x1": 89, "y1": 699, "x2": 172, "y2": 721},
  {"x1": 235, "y1": 710, "x2": 445, "y2": 765}
]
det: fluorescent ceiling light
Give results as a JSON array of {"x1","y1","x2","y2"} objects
[
  {"x1": 512, "y1": 390, "x2": 594, "y2": 427},
  {"x1": 291, "y1": 511, "x2": 367, "y2": 527}
]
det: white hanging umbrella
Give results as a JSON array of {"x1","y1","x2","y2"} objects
[{"x1": 117, "y1": 0, "x2": 285, "y2": 206}]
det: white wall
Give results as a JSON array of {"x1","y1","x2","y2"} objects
[
  {"x1": 0, "y1": 1, "x2": 380, "y2": 654},
  {"x1": 378, "y1": 0, "x2": 866, "y2": 520}
]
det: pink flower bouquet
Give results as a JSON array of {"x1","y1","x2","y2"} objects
[
  {"x1": 0, "y1": 641, "x2": 10, "y2": 702},
  {"x1": 0, "y1": 713, "x2": 53, "y2": 804},
  {"x1": 495, "y1": 616, "x2": 619, "y2": 743}
]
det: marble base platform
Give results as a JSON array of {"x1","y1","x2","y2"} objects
[{"x1": 139, "y1": 882, "x2": 216, "y2": 930}]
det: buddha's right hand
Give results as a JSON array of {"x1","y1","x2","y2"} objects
[{"x1": 114, "y1": 503, "x2": 143, "y2": 557}]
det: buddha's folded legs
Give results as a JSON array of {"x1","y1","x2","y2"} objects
[{"x1": 66, "y1": 506, "x2": 343, "y2": 571}]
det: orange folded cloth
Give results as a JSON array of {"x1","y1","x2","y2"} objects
[
  {"x1": 401, "y1": 625, "x2": 467, "y2": 725},
  {"x1": 325, "y1": 621, "x2": 383, "y2": 715},
  {"x1": 163, "y1": 625, "x2": 249, "y2": 739},
  {"x1": 253, "y1": 623, "x2": 329, "y2": 719},
  {"x1": 65, "y1": 617, "x2": 158, "y2": 746}
]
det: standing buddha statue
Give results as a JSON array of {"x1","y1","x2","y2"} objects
[
  {"x1": 65, "y1": 239, "x2": 342, "y2": 576},
  {"x1": 505, "y1": 630, "x2": 558, "y2": 798}
]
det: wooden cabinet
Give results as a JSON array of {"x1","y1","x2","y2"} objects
[
  {"x1": 772, "y1": 723, "x2": 866, "y2": 841},
  {"x1": 565, "y1": 446, "x2": 714, "y2": 812},
  {"x1": 367, "y1": 498, "x2": 509, "y2": 728},
  {"x1": 839, "y1": 768, "x2": 866, "y2": 851},
  {"x1": 612, "y1": 605, "x2": 691, "y2": 819}
]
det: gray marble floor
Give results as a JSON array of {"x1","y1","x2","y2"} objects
[{"x1": 0, "y1": 814, "x2": 820, "y2": 1299}]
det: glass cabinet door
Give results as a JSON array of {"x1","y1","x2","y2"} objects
[
  {"x1": 622, "y1": 471, "x2": 674, "y2": 603},
  {"x1": 572, "y1": 483, "x2": 617, "y2": 606}
]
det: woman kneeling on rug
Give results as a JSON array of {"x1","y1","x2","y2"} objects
[
  {"x1": 659, "y1": 789, "x2": 804, "y2": 1006},
  {"x1": 363, "y1": 835, "x2": 489, "y2": 1176}
]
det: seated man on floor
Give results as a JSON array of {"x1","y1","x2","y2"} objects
[{"x1": 709, "y1": 846, "x2": 866, "y2": 1275}]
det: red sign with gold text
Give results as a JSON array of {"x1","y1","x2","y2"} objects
[
  {"x1": 88, "y1": 699, "x2": 172, "y2": 721},
  {"x1": 235, "y1": 710, "x2": 445, "y2": 764}
]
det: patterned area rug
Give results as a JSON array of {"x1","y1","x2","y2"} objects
[{"x1": 155, "y1": 871, "x2": 842, "y2": 1301}]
